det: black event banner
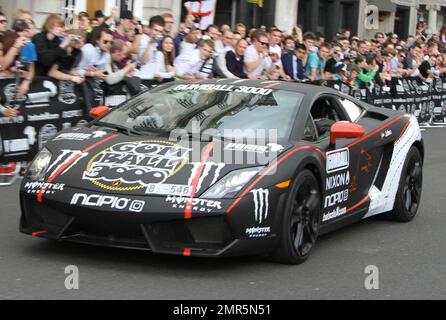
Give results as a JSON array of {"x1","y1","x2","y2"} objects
[
  {"x1": 0, "y1": 77, "x2": 173, "y2": 163},
  {"x1": 321, "y1": 77, "x2": 446, "y2": 123},
  {"x1": 0, "y1": 77, "x2": 87, "y2": 163}
]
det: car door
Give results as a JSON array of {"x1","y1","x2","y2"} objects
[{"x1": 330, "y1": 95, "x2": 390, "y2": 217}]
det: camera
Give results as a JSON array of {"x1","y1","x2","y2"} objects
[
  {"x1": 70, "y1": 35, "x2": 81, "y2": 42},
  {"x1": 17, "y1": 61, "x2": 31, "y2": 72},
  {"x1": 193, "y1": 15, "x2": 201, "y2": 24}
]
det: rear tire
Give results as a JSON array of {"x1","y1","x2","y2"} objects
[
  {"x1": 392, "y1": 146, "x2": 423, "y2": 222},
  {"x1": 270, "y1": 169, "x2": 321, "y2": 264}
]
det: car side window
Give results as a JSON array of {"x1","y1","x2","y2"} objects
[
  {"x1": 336, "y1": 97, "x2": 364, "y2": 122},
  {"x1": 310, "y1": 97, "x2": 344, "y2": 139},
  {"x1": 302, "y1": 115, "x2": 318, "y2": 142}
]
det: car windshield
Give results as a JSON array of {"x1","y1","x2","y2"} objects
[{"x1": 98, "y1": 84, "x2": 305, "y2": 140}]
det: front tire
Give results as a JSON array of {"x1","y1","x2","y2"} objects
[
  {"x1": 270, "y1": 169, "x2": 321, "y2": 264},
  {"x1": 392, "y1": 146, "x2": 423, "y2": 222}
]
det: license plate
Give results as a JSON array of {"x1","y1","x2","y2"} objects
[{"x1": 145, "y1": 183, "x2": 192, "y2": 196}]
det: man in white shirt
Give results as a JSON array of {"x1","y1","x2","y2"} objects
[
  {"x1": 215, "y1": 30, "x2": 237, "y2": 78},
  {"x1": 269, "y1": 28, "x2": 282, "y2": 58},
  {"x1": 244, "y1": 30, "x2": 272, "y2": 79},
  {"x1": 76, "y1": 29, "x2": 113, "y2": 79},
  {"x1": 174, "y1": 39, "x2": 214, "y2": 80}
]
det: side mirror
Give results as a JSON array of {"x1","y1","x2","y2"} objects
[
  {"x1": 89, "y1": 106, "x2": 110, "y2": 118},
  {"x1": 330, "y1": 121, "x2": 365, "y2": 145}
]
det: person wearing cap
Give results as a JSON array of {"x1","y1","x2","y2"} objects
[
  {"x1": 94, "y1": 10, "x2": 105, "y2": 26},
  {"x1": 113, "y1": 10, "x2": 133, "y2": 45}
]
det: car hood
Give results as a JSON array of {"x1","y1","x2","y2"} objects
[{"x1": 40, "y1": 126, "x2": 291, "y2": 196}]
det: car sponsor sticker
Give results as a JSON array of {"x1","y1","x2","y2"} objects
[
  {"x1": 24, "y1": 181, "x2": 65, "y2": 194},
  {"x1": 324, "y1": 189, "x2": 349, "y2": 208},
  {"x1": 165, "y1": 195, "x2": 222, "y2": 213},
  {"x1": 326, "y1": 171, "x2": 350, "y2": 190},
  {"x1": 245, "y1": 226, "x2": 271, "y2": 238},
  {"x1": 145, "y1": 183, "x2": 192, "y2": 196},
  {"x1": 326, "y1": 148, "x2": 349, "y2": 173},
  {"x1": 224, "y1": 142, "x2": 284, "y2": 153},
  {"x1": 53, "y1": 131, "x2": 107, "y2": 141},
  {"x1": 70, "y1": 193, "x2": 145, "y2": 212},
  {"x1": 322, "y1": 206, "x2": 347, "y2": 222},
  {"x1": 251, "y1": 188, "x2": 269, "y2": 224},
  {"x1": 173, "y1": 84, "x2": 273, "y2": 96},
  {"x1": 83, "y1": 140, "x2": 190, "y2": 191}
]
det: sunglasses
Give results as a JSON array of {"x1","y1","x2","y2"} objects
[
  {"x1": 0, "y1": 19, "x2": 7, "y2": 24},
  {"x1": 259, "y1": 41, "x2": 269, "y2": 46}
]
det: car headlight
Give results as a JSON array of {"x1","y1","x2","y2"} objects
[
  {"x1": 26, "y1": 148, "x2": 52, "y2": 181},
  {"x1": 201, "y1": 166, "x2": 263, "y2": 199}
]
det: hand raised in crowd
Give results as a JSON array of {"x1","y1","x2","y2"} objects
[
  {"x1": 17, "y1": 80, "x2": 30, "y2": 97},
  {"x1": 94, "y1": 70, "x2": 108, "y2": 80},
  {"x1": 59, "y1": 34, "x2": 72, "y2": 49},
  {"x1": 1, "y1": 107, "x2": 19, "y2": 118},
  {"x1": 70, "y1": 75, "x2": 85, "y2": 84},
  {"x1": 13, "y1": 36, "x2": 28, "y2": 49}
]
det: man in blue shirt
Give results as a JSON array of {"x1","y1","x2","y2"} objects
[{"x1": 305, "y1": 42, "x2": 331, "y2": 81}]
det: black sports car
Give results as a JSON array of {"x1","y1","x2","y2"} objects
[{"x1": 20, "y1": 80, "x2": 424, "y2": 264}]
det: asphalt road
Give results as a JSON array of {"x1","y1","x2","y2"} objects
[{"x1": 1, "y1": 127, "x2": 446, "y2": 300}]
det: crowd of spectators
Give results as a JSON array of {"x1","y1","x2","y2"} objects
[{"x1": 1, "y1": 6, "x2": 446, "y2": 116}]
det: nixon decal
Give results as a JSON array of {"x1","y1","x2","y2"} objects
[{"x1": 326, "y1": 171, "x2": 350, "y2": 190}]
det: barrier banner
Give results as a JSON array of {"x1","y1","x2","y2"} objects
[
  {"x1": 322, "y1": 77, "x2": 446, "y2": 123},
  {"x1": 0, "y1": 77, "x2": 174, "y2": 163},
  {"x1": 0, "y1": 77, "x2": 87, "y2": 162}
]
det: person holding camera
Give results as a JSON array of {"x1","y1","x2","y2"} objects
[
  {"x1": 48, "y1": 29, "x2": 85, "y2": 84},
  {"x1": 32, "y1": 14, "x2": 73, "y2": 76},
  {"x1": 76, "y1": 28, "x2": 113, "y2": 79},
  {"x1": 137, "y1": 15, "x2": 164, "y2": 65},
  {"x1": 0, "y1": 19, "x2": 36, "y2": 97}
]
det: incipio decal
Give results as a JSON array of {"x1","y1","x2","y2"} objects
[
  {"x1": 70, "y1": 193, "x2": 145, "y2": 212},
  {"x1": 324, "y1": 189, "x2": 349, "y2": 209},
  {"x1": 326, "y1": 148, "x2": 349, "y2": 173}
]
